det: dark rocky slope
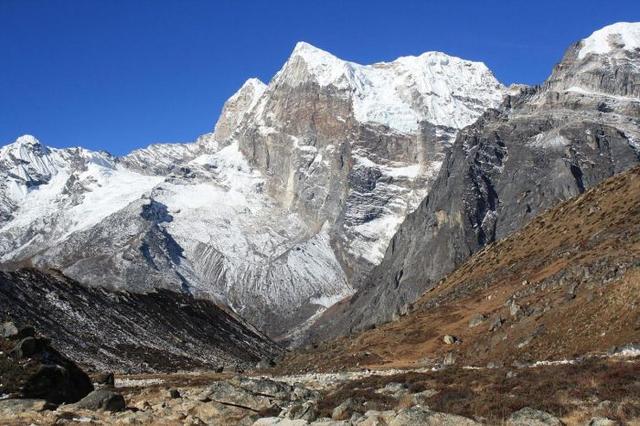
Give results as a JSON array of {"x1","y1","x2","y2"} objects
[
  {"x1": 312, "y1": 25, "x2": 640, "y2": 339},
  {"x1": 0, "y1": 325, "x2": 93, "y2": 404},
  {"x1": 0, "y1": 269, "x2": 281, "y2": 373}
]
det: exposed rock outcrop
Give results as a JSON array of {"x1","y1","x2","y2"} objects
[
  {"x1": 318, "y1": 22, "x2": 640, "y2": 338},
  {"x1": 0, "y1": 325, "x2": 93, "y2": 404}
]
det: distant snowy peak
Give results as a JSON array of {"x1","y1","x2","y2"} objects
[
  {"x1": 541, "y1": 22, "x2": 640, "y2": 102},
  {"x1": 8, "y1": 134, "x2": 45, "y2": 149},
  {"x1": 0, "y1": 135, "x2": 116, "y2": 185},
  {"x1": 283, "y1": 41, "x2": 351, "y2": 87},
  {"x1": 1, "y1": 135, "x2": 55, "y2": 181},
  {"x1": 234, "y1": 78, "x2": 267, "y2": 105},
  {"x1": 578, "y1": 22, "x2": 640, "y2": 59},
  {"x1": 122, "y1": 142, "x2": 203, "y2": 175},
  {"x1": 275, "y1": 41, "x2": 505, "y2": 132},
  {"x1": 213, "y1": 77, "x2": 267, "y2": 141}
]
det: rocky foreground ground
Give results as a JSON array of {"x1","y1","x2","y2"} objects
[{"x1": 1, "y1": 322, "x2": 639, "y2": 426}]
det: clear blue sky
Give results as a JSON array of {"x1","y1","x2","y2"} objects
[{"x1": 1, "y1": 0, "x2": 639, "y2": 155}]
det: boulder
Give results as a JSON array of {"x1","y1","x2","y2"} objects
[
  {"x1": 587, "y1": 418, "x2": 618, "y2": 426},
  {"x1": 191, "y1": 400, "x2": 255, "y2": 424},
  {"x1": 332, "y1": 398, "x2": 358, "y2": 420},
  {"x1": 506, "y1": 407, "x2": 563, "y2": 426},
  {"x1": 443, "y1": 335, "x2": 457, "y2": 345},
  {"x1": 0, "y1": 329, "x2": 93, "y2": 404},
  {"x1": 15, "y1": 326, "x2": 36, "y2": 340},
  {"x1": 75, "y1": 389, "x2": 126, "y2": 412},
  {"x1": 0, "y1": 398, "x2": 55, "y2": 415},
  {"x1": 168, "y1": 388, "x2": 181, "y2": 399},
  {"x1": 291, "y1": 383, "x2": 320, "y2": 401},
  {"x1": 376, "y1": 382, "x2": 409, "y2": 398},
  {"x1": 199, "y1": 380, "x2": 278, "y2": 412},
  {"x1": 22, "y1": 362, "x2": 93, "y2": 404},
  {"x1": 390, "y1": 407, "x2": 481, "y2": 425},
  {"x1": 95, "y1": 372, "x2": 115, "y2": 387},
  {"x1": 468, "y1": 314, "x2": 487, "y2": 328},
  {"x1": 231, "y1": 376, "x2": 294, "y2": 400},
  {"x1": 9, "y1": 336, "x2": 45, "y2": 359},
  {"x1": 287, "y1": 401, "x2": 318, "y2": 422},
  {"x1": 0, "y1": 322, "x2": 18, "y2": 338}
]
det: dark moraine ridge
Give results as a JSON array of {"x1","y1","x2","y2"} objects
[{"x1": 0, "y1": 268, "x2": 281, "y2": 373}]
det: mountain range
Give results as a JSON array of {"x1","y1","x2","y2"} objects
[{"x1": 1, "y1": 22, "x2": 639, "y2": 369}]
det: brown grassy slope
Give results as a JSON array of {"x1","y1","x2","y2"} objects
[
  {"x1": 280, "y1": 166, "x2": 640, "y2": 373},
  {"x1": 314, "y1": 359, "x2": 640, "y2": 425}
]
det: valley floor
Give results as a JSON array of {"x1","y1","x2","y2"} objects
[{"x1": 2, "y1": 355, "x2": 639, "y2": 425}]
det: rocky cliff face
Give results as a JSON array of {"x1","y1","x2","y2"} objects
[
  {"x1": 281, "y1": 164, "x2": 640, "y2": 373},
  {"x1": 0, "y1": 43, "x2": 504, "y2": 340},
  {"x1": 316, "y1": 22, "x2": 640, "y2": 338},
  {"x1": 232, "y1": 42, "x2": 505, "y2": 286}
]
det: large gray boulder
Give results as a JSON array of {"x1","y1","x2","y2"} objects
[
  {"x1": 75, "y1": 389, "x2": 126, "y2": 412},
  {"x1": 389, "y1": 407, "x2": 481, "y2": 425},
  {"x1": 506, "y1": 407, "x2": 563, "y2": 426},
  {"x1": 0, "y1": 331, "x2": 93, "y2": 404},
  {"x1": 0, "y1": 321, "x2": 18, "y2": 338},
  {"x1": 332, "y1": 398, "x2": 359, "y2": 420},
  {"x1": 0, "y1": 399, "x2": 54, "y2": 415},
  {"x1": 198, "y1": 376, "x2": 317, "y2": 417}
]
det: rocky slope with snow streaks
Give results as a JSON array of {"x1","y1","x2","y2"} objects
[{"x1": 314, "y1": 22, "x2": 640, "y2": 339}]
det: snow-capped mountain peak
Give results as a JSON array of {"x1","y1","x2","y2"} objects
[
  {"x1": 1, "y1": 134, "x2": 49, "y2": 160},
  {"x1": 0, "y1": 40, "x2": 510, "y2": 342},
  {"x1": 579, "y1": 22, "x2": 640, "y2": 59},
  {"x1": 12, "y1": 134, "x2": 42, "y2": 147},
  {"x1": 271, "y1": 41, "x2": 505, "y2": 133},
  {"x1": 283, "y1": 41, "x2": 350, "y2": 87},
  {"x1": 0, "y1": 134, "x2": 58, "y2": 184},
  {"x1": 212, "y1": 77, "x2": 267, "y2": 142},
  {"x1": 228, "y1": 78, "x2": 266, "y2": 106}
]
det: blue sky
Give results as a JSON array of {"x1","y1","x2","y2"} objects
[{"x1": 1, "y1": 0, "x2": 639, "y2": 155}]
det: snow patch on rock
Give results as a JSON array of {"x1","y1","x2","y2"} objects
[{"x1": 579, "y1": 22, "x2": 640, "y2": 59}]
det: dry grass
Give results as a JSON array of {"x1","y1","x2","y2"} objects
[
  {"x1": 278, "y1": 166, "x2": 640, "y2": 374},
  {"x1": 316, "y1": 358, "x2": 640, "y2": 424}
]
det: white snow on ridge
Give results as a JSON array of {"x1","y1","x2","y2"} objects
[
  {"x1": 229, "y1": 78, "x2": 267, "y2": 111},
  {"x1": 279, "y1": 41, "x2": 505, "y2": 133},
  {"x1": 578, "y1": 22, "x2": 640, "y2": 59},
  {"x1": 566, "y1": 86, "x2": 640, "y2": 102},
  {"x1": 151, "y1": 142, "x2": 352, "y2": 318},
  {"x1": 64, "y1": 165, "x2": 164, "y2": 236}
]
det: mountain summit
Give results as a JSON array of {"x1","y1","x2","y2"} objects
[
  {"x1": 276, "y1": 41, "x2": 504, "y2": 132},
  {"x1": 578, "y1": 21, "x2": 640, "y2": 59},
  {"x1": 0, "y1": 41, "x2": 506, "y2": 341}
]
